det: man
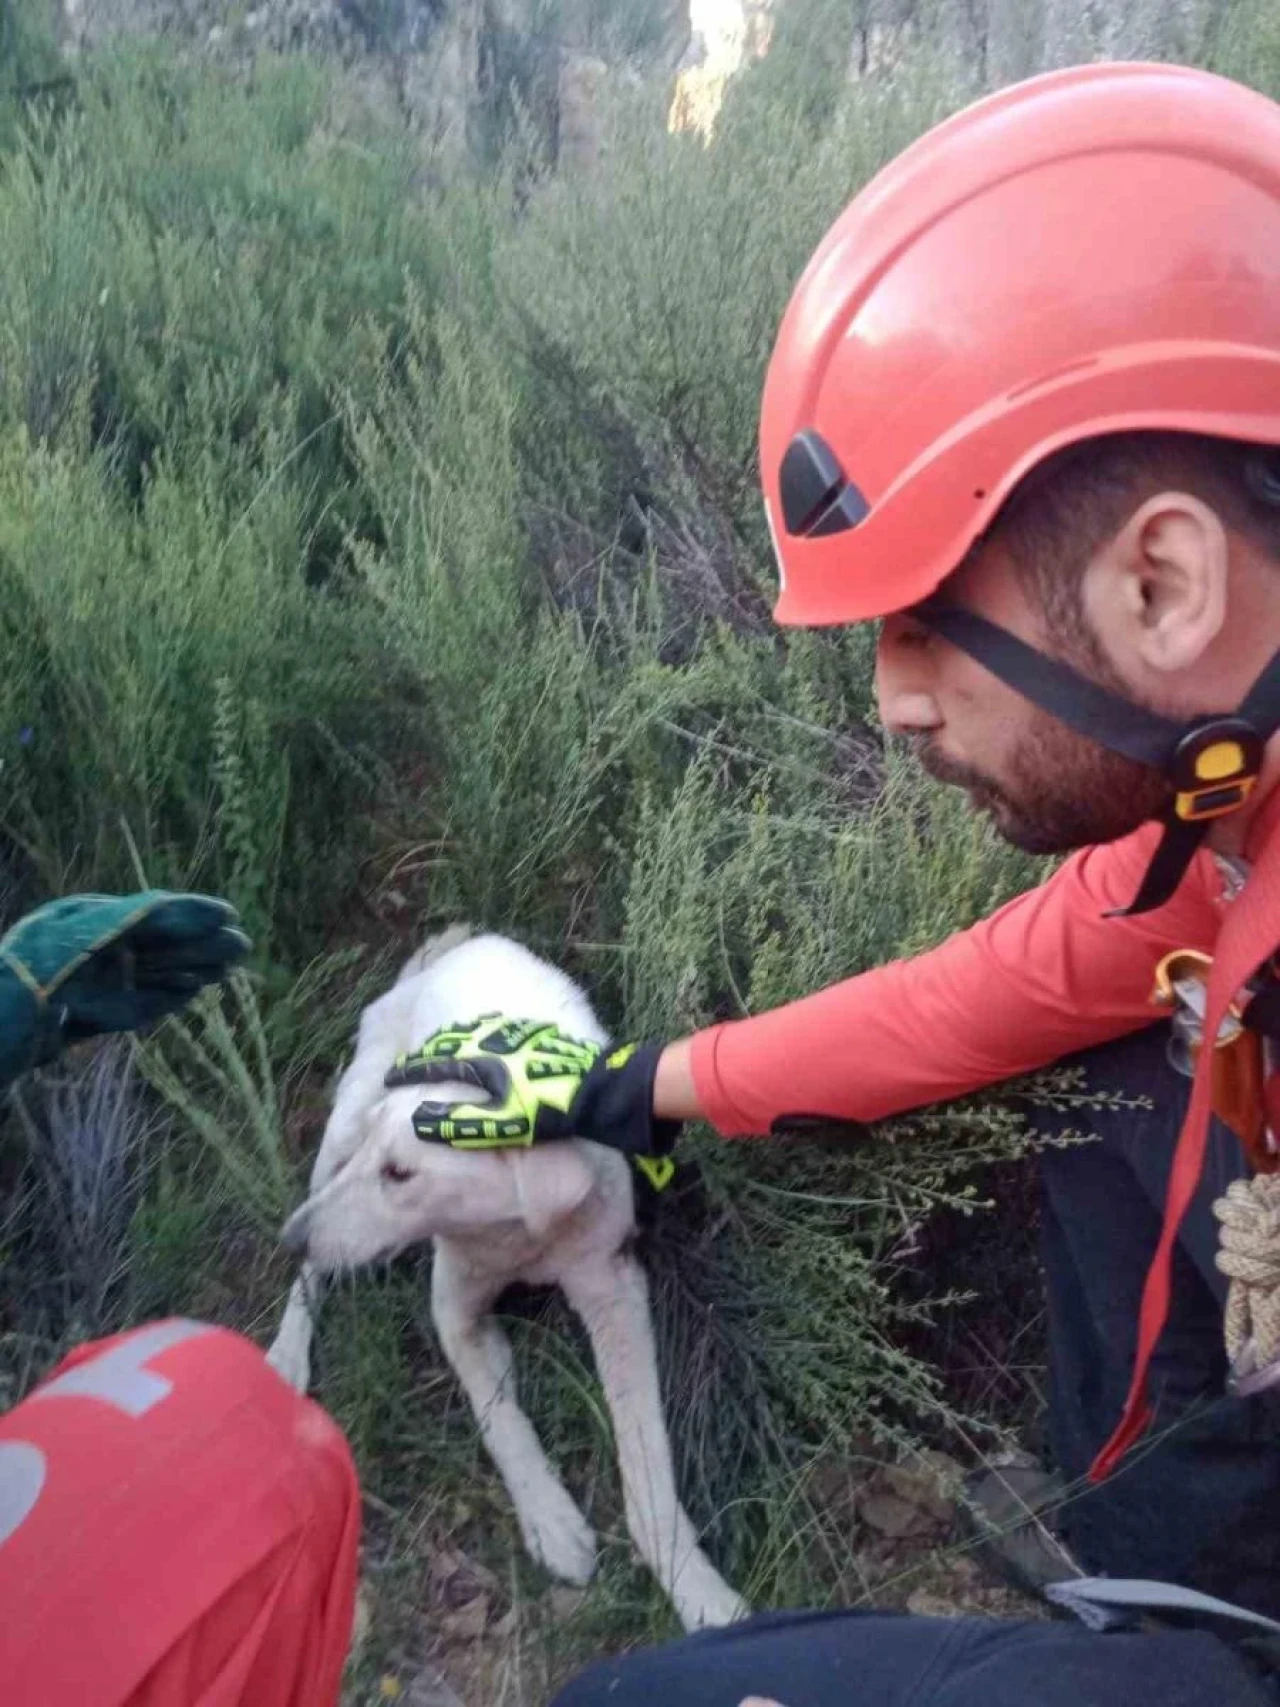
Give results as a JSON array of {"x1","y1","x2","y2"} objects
[
  {"x1": 0, "y1": 890, "x2": 360, "y2": 1704},
  {"x1": 389, "y1": 60, "x2": 1280, "y2": 1696}
]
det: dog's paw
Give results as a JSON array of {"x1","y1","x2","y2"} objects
[
  {"x1": 671, "y1": 1557, "x2": 749, "y2": 1632},
  {"x1": 265, "y1": 1327, "x2": 312, "y2": 1394},
  {"x1": 518, "y1": 1489, "x2": 598, "y2": 1586}
]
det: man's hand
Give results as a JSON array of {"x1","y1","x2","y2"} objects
[
  {"x1": 0, "y1": 891, "x2": 251, "y2": 1084},
  {"x1": 387, "y1": 1017, "x2": 601, "y2": 1147},
  {"x1": 385, "y1": 1016, "x2": 679, "y2": 1159}
]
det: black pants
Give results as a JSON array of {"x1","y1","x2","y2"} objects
[
  {"x1": 551, "y1": 1607, "x2": 1274, "y2": 1707},
  {"x1": 1036, "y1": 1024, "x2": 1280, "y2": 1612}
]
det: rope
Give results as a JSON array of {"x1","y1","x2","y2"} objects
[{"x1": 1214, "y1": 1174, "x2": 1280, "y2": 1370}]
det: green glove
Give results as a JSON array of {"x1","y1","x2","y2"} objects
[
  {"x1": 385, "y1": 1015, "x2": 680, "y2": 1168},
  {"x1": 0, "y1": 890, "x2": 251, "y2": 1086}
]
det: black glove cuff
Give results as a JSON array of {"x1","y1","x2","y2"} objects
[{"x1": 575, "y1": 1042, "x2": 681, "y2": 1158}]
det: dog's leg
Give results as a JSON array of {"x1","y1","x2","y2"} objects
[
  {"x1": 266, "y1": 1262, "x2": 324, "y2": 1392},
  {"x1": 265, "y1": 1105, "x2": 363, "y2": 1392},
  {"x1": 268, "y1": 1037, "x2": 399, "y2": 1387},
  {"x1": 562, "y1": 1253, "x2": 748, "y2": 1632},
  {"x1": 431, "y1": 1245, "x2": 597, "y2": 1586}
]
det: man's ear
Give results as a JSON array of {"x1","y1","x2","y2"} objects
[
  {"x1": 506, "y1": 1146, "x2": 595, "y2": 1240},
  {"x1": 1084, "y1": 492, "x2": 1229, "y2": 676}
]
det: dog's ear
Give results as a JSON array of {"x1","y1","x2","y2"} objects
[{"x1": 507, "y1": 1146, "x2": 595, "y2": 1241}]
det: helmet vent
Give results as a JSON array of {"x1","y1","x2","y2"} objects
[{"x1": 780, "y1": 429, "x2": 869, "y2": 537}]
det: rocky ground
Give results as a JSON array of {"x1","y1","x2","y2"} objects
[{"x1": 348, "y1": 1446, "x2": 1042, "y2": 1707}]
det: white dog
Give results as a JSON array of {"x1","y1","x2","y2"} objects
[{"x1": 267, "y1": 927, "x2": 746, "y2": 1632}]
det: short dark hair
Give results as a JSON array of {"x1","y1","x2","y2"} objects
[{"x1": 993, "y1": 431, "x2": 1280, "y2": 633}]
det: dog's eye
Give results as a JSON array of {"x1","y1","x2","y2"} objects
[{"x1": 381, "y1": 1161, "x2": 414, "y2": 1185}]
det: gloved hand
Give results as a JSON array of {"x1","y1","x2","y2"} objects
[
  {"x1": 385, "y1": 1015, "x2": 680, "y2": 1160},
  {"x1": 0, "y1": 891, "x2": 251, "y2": 1085}
]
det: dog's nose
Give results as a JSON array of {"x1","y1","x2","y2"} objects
[{"x1": 280, "y1": 1205, "x2": 312, "y2": 1256}]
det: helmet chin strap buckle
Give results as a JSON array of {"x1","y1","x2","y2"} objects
[
  {"x1": 1168, "y1": 718, "x2": 1264, "y2": 824},
  {"x1": 1111, "y1": 716, "x2": 1266, "y2": 918}
]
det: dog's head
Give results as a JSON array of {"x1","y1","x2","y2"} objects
[{"x1": 279, "y1": 1081, "x2": 596, "y2": 1270}]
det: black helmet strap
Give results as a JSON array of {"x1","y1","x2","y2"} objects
[{"x1": 912, "y1": 600, "x2": 1280, "y2": 915}]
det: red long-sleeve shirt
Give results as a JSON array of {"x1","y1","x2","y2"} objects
[{"x1": 690, "y1": 821, "x2": 1230, "y2": 1135}]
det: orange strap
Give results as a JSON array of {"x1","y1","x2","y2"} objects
[{"x1": 1089, "y1": 790, "x2": 1280, "y2": 1482}]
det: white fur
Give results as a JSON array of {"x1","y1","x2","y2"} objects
[{"x1": 267, "y1": 928, "x2": 746, "y2": 1632}]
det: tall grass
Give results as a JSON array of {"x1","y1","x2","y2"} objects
[{"x1": 2, "y1": 10, "x2": 1277, "y2": 1693}]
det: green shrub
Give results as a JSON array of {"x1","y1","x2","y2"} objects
[
  {"x1": 0, "y1": 0, "x2": 65, "y2": 152},
  {"x1": 0, "y1": 13, "x2": 1251, "y2": 1672}
]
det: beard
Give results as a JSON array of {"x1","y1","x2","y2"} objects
[{"x1": 913, "y1": 704, "x2": 1171, "y2": 855}]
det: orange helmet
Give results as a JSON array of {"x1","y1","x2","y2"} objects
[{"x1": 761, "y1": 61, "x2": 1280, "y2": 626}]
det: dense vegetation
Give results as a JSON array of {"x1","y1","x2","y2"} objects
[{"x1": 4, "y1": 1, "x2": 1279, "y2": 1696}]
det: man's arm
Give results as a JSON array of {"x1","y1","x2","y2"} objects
[
  {"x1": 398, "y1": 825, "x2": 1225, "y2": 1160},
  {"x1": 669, "y1": 824, "x2": 1224, "y2": 1136},
  {"x1": 653, "y1": 1037, "x2": 701, "y2": 1122}
]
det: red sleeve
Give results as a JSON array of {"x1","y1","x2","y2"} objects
[{"x1": 689, "y1": 824, "x2": 1226, "y2": 1137}]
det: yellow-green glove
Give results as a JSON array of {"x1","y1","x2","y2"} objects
[{"x1": 385, "y1": 1015, "x2": 679, "y2": 1169}]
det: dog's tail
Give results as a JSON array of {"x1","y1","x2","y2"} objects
[{"x1": 394, "y1": 923, "x2": 473, "y2": 986}]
